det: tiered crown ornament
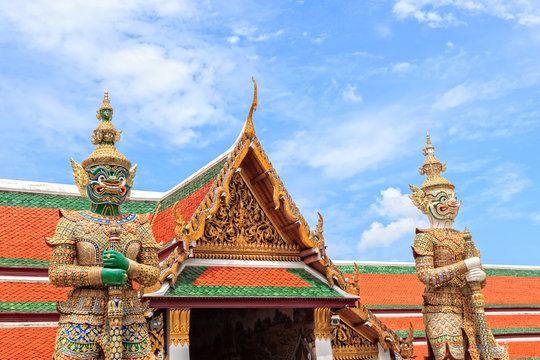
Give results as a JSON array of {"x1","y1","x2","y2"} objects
[
  {"x1": 409, "y1": 133, "x2": 458, "y2": 217},
  {"x1": 70, "y1": 91, "x2": 137, "y2": 203}
]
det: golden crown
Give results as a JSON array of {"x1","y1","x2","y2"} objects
[
  {"x1": 417, "y1": 133, "x2": 454, "y2": 192},
  {"x1": 409, "y1": 133, "x2": 454, "y2": 214},
  {"x1": 80, "y1": 91, "x2": 131, "y2": 170}
]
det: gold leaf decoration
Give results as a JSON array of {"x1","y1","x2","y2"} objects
[{"x1": 199, "y1": 172, "x2": 287, "y2": 247}]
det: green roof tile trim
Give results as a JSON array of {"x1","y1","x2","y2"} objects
[
  {"x1": 338, "y1": 265, "x2": 540, "y2": 278},
  {"x1": 159, "y1": 159, "x2": 227, "y2": 211},
  {"x1": 0, "y1": 258, "x2": 49, "y2": 267},
  {"x1": 338, "y1": 265, "x2": 417, "y2": 275},
  {"x1": 164, "y1": 266, "x2": 344, "y2": 298},
  {"x1": 0, "y1": 301, "x2": 57, "y2": 312},
  {"x1": 395, "y1": 328, "x2": 540, "y2": 338},
  {"x1": 0, "y1": 191, "x2": 157, "y2": 213}
]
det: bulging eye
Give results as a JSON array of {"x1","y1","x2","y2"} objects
[
  {"x1": 118, "y1": 175, "x2": 126, "y2": 184},
  {"x1": 98, "y1": 174, "x2": 106, "y2": 182}
]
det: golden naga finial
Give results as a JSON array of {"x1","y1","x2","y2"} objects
[
  {"x1": 174, "y1": 201, "x2": 186, "y2": 238},
  {"x1": 244, "y1": 77, "x2": 257, "y2": 139}
]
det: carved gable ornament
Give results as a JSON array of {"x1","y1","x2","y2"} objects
[
  {"x1": 331, "y1": 320, "x2": 378, "y2": 360},
  {"x1": 192, "y1": 172, "x2": 300, "y2": 261}
]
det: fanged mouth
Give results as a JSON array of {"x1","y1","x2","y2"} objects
[
  {"x1": 439, "y1": 204, "x2": 457, "y2": 213},
  {"x1": 95, "y1": 183, "x2": 126, "y2": 196}
]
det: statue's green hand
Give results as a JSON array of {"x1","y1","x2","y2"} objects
[
  {"x1": 103, "y1": 250, "x2": 129, "y2": 270},
  {"x1": 101, "y1": 268, "x2": 127, "y2": 285}
]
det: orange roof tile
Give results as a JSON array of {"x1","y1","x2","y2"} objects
[
  {"x1": 346, "y1": 274, "x2": 540, "y2": 307},
  {"x1": 483, "y1": 276, "x2": 540, "y2": 305},
  {"x1": 350, "y1": 274, "x2": 424, "y2": 306},
  {"x1": 379, "y1": 315, "x2": 540, "y2": 333},
  {"x1": 506, "y1": 341, "x2": 540, "y2": 358},
  {"x1": 0, "y1": 282, "x2": 69, "y2": 302},
  {"x1": 414, "y1": 341, "x2": 540, "y2": 359},
  {"x1": 192, "y1": 267, "x2": 312, "y2": 288},
  {"x1": 152, "y1": 180, "x2": 213, "y2": 245},
  {"x1": 0, "y1": 327, "x2": 57, "y2": 360},
  {"x1": 0, "y1": 206, "x2": 59, "y2": 261}
]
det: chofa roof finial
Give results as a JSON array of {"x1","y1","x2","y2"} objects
[{"x1": 244, "y1": 77, "x2": 257, "y2": 140}]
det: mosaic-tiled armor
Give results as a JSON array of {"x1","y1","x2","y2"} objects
[
  {"x1": 48, "y1": 92, "x2": 159, "y2": 360},
  {"x1": 413, "y1": 228, "x2": 477, "y2": 359},
  {"x1": 409, "y1": 135, "x2": 508, "y2": 360}
]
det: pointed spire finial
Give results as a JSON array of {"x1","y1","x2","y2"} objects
[
  {"x1": 82, "y1": 91, "x2": 130, "y2": 169},
  {"x1": 422, "y1": 132, "x2": 434, "y2": 156},
  {"x1": 415, "y1": 134, "x2": 454, "y2": 192},
  {"x1": 96, "y1": 90, "x2": 114, "y2": 121},
  {"x1": 244, "y1": 77, "x2": 257, "y2": 139}
]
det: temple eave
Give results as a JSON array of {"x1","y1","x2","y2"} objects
[{"x1": 145, "y1": 296, "x2": 358, "y2": 309}]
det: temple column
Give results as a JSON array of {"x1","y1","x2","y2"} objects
[
  {"x1": 169, "y1": 309, "x2": 190, "y2": 360},
  {"x1": 314, "y1": 308, "x2": 333, "y2": 360}
]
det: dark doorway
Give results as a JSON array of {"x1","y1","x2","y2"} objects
[{"x1": 189, "y1": 308, "x2": 315, "y2": 360}]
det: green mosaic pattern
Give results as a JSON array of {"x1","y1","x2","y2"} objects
[
  {"x1": 0, "y1": 191, "x2": 157, "y2": 213},
  {"x1": 0, "y1": 258, "x2": 49, "y2": 267},
  {"x1": 338, "y1": 265, "x2": 540, "y2": 278},
  {"x1": 394, "y1": 327, "x2": 540, "y2": 338},
  {"x1": 164, "y1": 266, "x2": 343, "y2": 298},
  {"x1": 338, "y1": 265, "x2": 417, "y2": 275},
  {"x1": 0, "y1": 301, "x2": 57, "y2": 312},
  {"x1": 159, "y1": 159, "x2": 226, "y2": 211}
]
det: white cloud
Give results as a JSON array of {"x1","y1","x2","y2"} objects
[
  {"x1": 446, "y1": 41, "x2": 454, "y2": 48},
  {"x1": 270, "y1": 105, "x2": 424, "y2": 180},
  {"x1": 359, "y1": 187, "x2": 428, "y2": 250},
  {"x1": 370, "y1": 187, "x2": 422, "y2": 219},
  {"x1": 359, "y1": 218, "x2": 417, "y2": 249},
  {"x1": 375, "y1": 24, "x2": 392, "y2": 38},
  {"x1": 310, "y1": 34, "x2": 328, "y2": 44},
  {"x1": 342, "y1": 84, "x2": 363, "y2": 103},
  {"x1": 227, "y1": 36, "x2": 240, "y2": 44},
  {"x1": 518, "y1": 13, "x2": 540, "y2": 26},
  {"x1": 0, "y1": 1, "x2": 258, "y2": 148},
  {"x1": 391, "y1": 62, "x2": 414, "y2": 73},
  {"x1": 393, "y1": 1, "x2": 463, "y2": 27},
  {"x1": 480, "y1": 164, "x2": 531, "y2": 204},
  {"x1": 433, "y1": 79, "x2": 512, "y2": 110},
  {"x1": 392, "y1": 0, "x2": 540, "y2": 28},
  {"x1": 232, "y1": 25, "x2": 284, "y2": 42}
]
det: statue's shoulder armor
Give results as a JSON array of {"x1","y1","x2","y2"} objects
[
  {"x1": 59, "y1": 209, "x2": 85, "y2": 222},
  {"x1": 133, "y1": 213, "x2": 151, "y2": 225},
  {"x1": 412, "y1": 228, "x2": 436, "y2": 258},
  {"x1": 45, "y1": 209, "x2": 82, "y2": 247}
]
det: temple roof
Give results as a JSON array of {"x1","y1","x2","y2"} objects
[{"x1": 144, "y1": 259, "x2": 357, "y2": 310}]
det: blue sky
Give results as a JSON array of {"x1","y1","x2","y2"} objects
[{"x1": 1, "y1": 1, "x2": 539, "y2": 265}]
